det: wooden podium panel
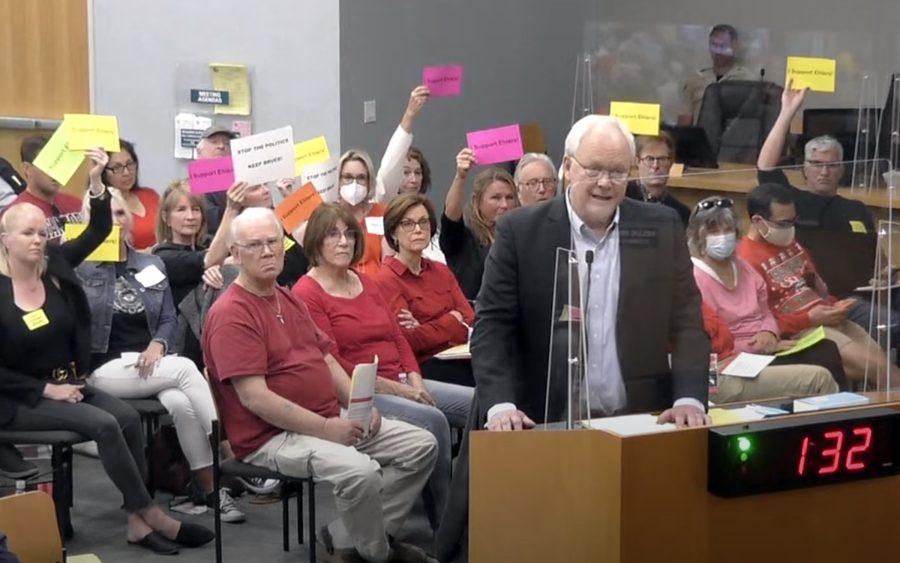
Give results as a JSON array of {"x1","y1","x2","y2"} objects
[{"x1": 470, "y1": 406, "x2": 900, "y2": 563}]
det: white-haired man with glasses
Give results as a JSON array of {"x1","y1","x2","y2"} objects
[
  {"x1": 625, "y1": 132, "x2": 691, "y2": 226},
  {"x1": 513, "y1": 153, "x2": 558, "y2": 206}
]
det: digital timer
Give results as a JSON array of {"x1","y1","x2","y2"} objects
[{"x1": 708, "y1": 407, "x2": 900, "y2": 497}]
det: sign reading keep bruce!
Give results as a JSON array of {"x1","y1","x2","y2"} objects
[{"x1": 231, "y1": 126, "x2": 296, "y2": 185}]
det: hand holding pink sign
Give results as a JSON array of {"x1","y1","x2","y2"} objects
[
  {"x1": 188, "y1": 156, "x2": 235, "y2": 194},
  {"x1": 466, "y1": 124, "x2": 524, "y2": 165},
  {"x1": 423, "y1": 65, "x2": 463, "y2": 97}
]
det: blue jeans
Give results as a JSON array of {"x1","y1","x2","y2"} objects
[{"x1": 374, "y1": 379, "x2": 472, "y2": 528}]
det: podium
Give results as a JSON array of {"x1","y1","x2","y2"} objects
[{"x1": 469, "y1": 401, "x2": 900, "y2": 563}]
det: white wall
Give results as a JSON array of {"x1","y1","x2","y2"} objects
[{"x1": 91, "y1": 0, "x2": 340, "y2": 191}]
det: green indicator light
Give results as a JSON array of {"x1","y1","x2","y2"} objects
[
  {"x1": 737, "y1": 436, "x2": 752, "y2": 453},
  {"x1": 740, "y1": 452, "x2": 748, "y2": 462}
]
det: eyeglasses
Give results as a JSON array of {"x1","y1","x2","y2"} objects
[
  {"x1": 234, "y1": 237, "x2": 283, "y2": 253},
  {"x1": 398, "y1": 218, "x2": 431, "y2": 232},
  {"x1": 696, "y1": 198, "x2": 734, "y2": 211},
  {"x1": 638, "y1": 156, "x2": 672, "y2": 166},
  {"x1": 569, "y1": 154, "x2": 629, "y2": 183},
  {"x1": 325, "y1": 228, "x2": 357, "y2": 243},
  {"x1": 339, "y1": 174, "x2": 369, "y2": 185},
  {"x1": 520, "y1": 177, "x2": 558, "y2": 191},
  {"x1": 805, "y1": 160, "x2": 842, "y2": 171},
  {"x1": 105, "y1": 162, "x2": 137, "y2": 175}
]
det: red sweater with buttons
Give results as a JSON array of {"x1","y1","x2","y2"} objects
[
  {"x1": 736, "y1": 237, "x2": 836, "y2": 337},
  {"x1": 375, "y1": 256, "x2": 474, "y2": 363}
]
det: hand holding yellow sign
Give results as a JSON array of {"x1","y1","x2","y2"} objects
[
  {"x1": 64, "y1": 224, "x2": 122, "y2": 262},
  {"x1": 294, "y1": 136, "x2": 330, "y2": 176},
  {"x1": 64, "y1": 114, "x2": 120, "y2": 151},
  {"x1": 609, "y1": 101, "x2": 661, "y2": 136},
  {"x1": 785, "y1": 57, "x2": 836, "y2": 93}
]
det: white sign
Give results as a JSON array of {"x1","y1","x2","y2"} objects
[
  {"x1": 231, "y1": 126, "x2": 295, "y2": 185},
  {"x1": 302, "y1": 158, "x2": 338, "y2": 203}
]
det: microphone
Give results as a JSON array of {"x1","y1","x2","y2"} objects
[{"x1": 583, "y1": 250, "x2": 594, "y2": 321}]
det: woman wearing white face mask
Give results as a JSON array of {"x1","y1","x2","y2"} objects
[
  {"x1": 335, "y1": 150, "x2": 390, "y2": 275},
  {"x1": 688, "y1": 196, "x2": 845, "y2": 401}
]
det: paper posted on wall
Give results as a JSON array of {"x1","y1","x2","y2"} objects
[{"x1": 342, "y1": 356, "x2": 378, "y2": 438}]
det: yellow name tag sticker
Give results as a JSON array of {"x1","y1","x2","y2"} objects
[
  {"x1": 849, "y1": 220, "x2": 867, "y2": 234},
  {"x1": 785, "y1": 56, "x2": 837, "y2": 93},
  {"x1": 283, "y1": 237, "x2": 297, "y2": 251},
  {"x1": 609, "y1": 101, "x2": 661, "y2": 136},
  {"x1": 22, "y1": 308, "x2": 50, "y2": 331}
]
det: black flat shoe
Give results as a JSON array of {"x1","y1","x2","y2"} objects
[
  {"x1": 0, "y1": 443, "x2": 39, "y2": 480},
  {"x1": 174, "y1": 522, "x2": 215, "y2": 547},
  {"x1": 128, "y1": 531, "x2": 179, "y2": 555}
]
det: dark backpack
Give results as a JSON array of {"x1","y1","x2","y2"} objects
[{"x1": 150, "y1": 425, "x2": 192, "y2": 496}]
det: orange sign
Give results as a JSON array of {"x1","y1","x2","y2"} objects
[{"x1": 275, "y1": 182, "x2": 323, "y2": 233}]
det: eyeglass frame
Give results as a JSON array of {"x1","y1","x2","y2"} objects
[
  {"x1": 397, "y1": 218, "x2": 432, "y2": 232},
  {"x1": 233, "y1": 236, "x2": 284, "y2": 254},
  {"x1": 105, "y1": 162, "x2": 138, "y2": 175},
  {"x1": 568, "y1": 153, "x2": 630, "y2": 183},
  {"x1": 339, "y1": 174, "x2": 369, "y2": 185},
  {"x1": 519, "y1": 177, "x2": 559, "y2": 191},
  {"x1": 324, "y1": 227, "x2": 358, "y2": 243},
  {"x1": 637, "y1": 155, "x2": 673, "y2": 166}
]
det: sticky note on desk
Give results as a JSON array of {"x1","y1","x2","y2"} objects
[
  {"x1": 64, "y1": 224, "x2": 121, "y2": 262},
  {"x1": 423, "y1": 65, "x2": 463, "y2": 96},
  {"x1": 63, "y1": 114, "x2": 120, "y2": 151},
  {"x1": 466, "y1": 124, "x2": 523, "y2": 165},
  {"x1": 276, "y1": 182, "x2": 323, "y2": 233},
  {"x1": 32, "y1": 125, "x2": 84, "y2": 185},
  {"x1": 294, "y1": 136, "x2": 330, "y2": 176},
  {"x1": 786, "y1": 56, "x2": 836, "y2": 93},
  {"x1": 609, "y1": 101, "x2": 660, "y2": 136}
]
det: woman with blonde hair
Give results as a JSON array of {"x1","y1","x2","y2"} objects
[{"x1": 440, "y1": 148, "x2": 518, "y2": 299}]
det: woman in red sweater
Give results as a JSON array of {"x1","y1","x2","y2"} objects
[
  {"x1": 292, "y1": 203, "x2": 472, "y2": 529},
  {"x1": 375, "y1": 194, "x2": 475, "y2": 386},
  {"x1": 102, "y1": 140, "x2": 159, "y2": 250}
]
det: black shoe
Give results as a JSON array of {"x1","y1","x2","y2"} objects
[
  {"x1": 0, "y1": 443, "x2": 38, "y2": 480},
  {"x1": 128, "y1": 531, "x2": 180, "y2": 555},
  {"x1": 174, "y1": 522, "x2": 215, "y2": 547}
]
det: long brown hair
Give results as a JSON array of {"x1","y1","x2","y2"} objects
[
  {"x1": 156, "y1": 180, "x2": 210, "y2": 246},
  {"x1": 468, "y1": 167, "x2": 517, "y2": 246}
]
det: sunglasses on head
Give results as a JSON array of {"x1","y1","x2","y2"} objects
[{"x1": 696, "y1": 198, "x2": 734, "y2": 211}]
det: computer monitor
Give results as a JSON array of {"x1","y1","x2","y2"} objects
[
  {"x1": 662, "y1": 125, "x2": 719, "y2": 169},
  {"x1": 877, "y1": 73, "x2": 899, "y2": 171}
]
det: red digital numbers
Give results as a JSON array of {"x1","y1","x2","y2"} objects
[{"x1": 796, "y1": 426, "x2": 874, "y2": 476}]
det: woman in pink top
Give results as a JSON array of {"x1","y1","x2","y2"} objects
[{"x1": 687, "y1": 196, "x2": 845, "y2": 401}]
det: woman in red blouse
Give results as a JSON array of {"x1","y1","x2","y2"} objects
[
  {"x1": 102, "y1": 140, "x2": 160, "y2": 250},
  {"x1": 376, "y1": 194, "x2": 475, "y2": 386},
  {"x1": 292, "y1": 203, "x2": 472, "y2": 529}
]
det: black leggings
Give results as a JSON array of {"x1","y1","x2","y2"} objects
[{"x1": 6, "y1": 386, "x2": 153, "y2": 512}]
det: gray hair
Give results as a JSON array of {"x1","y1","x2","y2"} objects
[
  {"x1": 564, "y1": 115, "x2": 636, "y2": 159},
  {"x1": 686, "y1": 198, "x2": 739, "y2": 257},
  {"x1": 229, "y1": 207, "x2": 283, "y2": 246},
  {"x1": 513, "y1": 153, "x2": 557, "y2": 186},
  {"x1": 804, "y1": 135, "x2": 843, "y2": 161}
]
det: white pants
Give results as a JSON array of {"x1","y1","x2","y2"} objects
[{"x1": 90, "y1": 355, "x2": 216, "y2": 470}]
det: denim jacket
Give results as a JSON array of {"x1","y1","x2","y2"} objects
[{"x1": 76, "y1": 247, "x2": 177, "y2": 354}]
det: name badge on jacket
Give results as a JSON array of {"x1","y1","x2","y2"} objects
[{"x1": 620, "y1": 228, "x2": 658, "y2": 247}]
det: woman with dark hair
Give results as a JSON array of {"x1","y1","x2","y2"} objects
[
  {"x1": 102, "y1": 139, "x2": 160, "y2": 250},
  {"x1": 440, "y1": 149, "x2": 519, "y2": 300}
]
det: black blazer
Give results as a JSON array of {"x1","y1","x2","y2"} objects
[
  {"x1": 471, "y1": 195, "x2": 709, "y2": 423},
  {"x1": 0, "y1": 192, "x2": 112, "y2": 426}
]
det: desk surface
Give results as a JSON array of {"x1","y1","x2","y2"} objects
[{"x1": 667, "y1": 163, "x2": 900, "y2": 210}]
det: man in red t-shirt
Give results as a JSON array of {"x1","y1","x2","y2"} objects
[
  {"x1": 203, "y1": 208, "x2": 437, "y2": 563},
  {"x1": 4, "y1": 135, "x2": 88, "y2": 244}
]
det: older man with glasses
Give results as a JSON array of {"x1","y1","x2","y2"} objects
[
  {"x1": 625, "y1": 131, "x2": 691, "y2": 226},
  {"x1": 513, "y1": 153, "x2": 558, "y2": 206}
]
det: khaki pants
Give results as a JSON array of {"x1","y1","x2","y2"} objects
[
  {"x1": 244, "y1": 418, "x2": 437, "y2": 563},
  {"x1": 714, "y1": 364, "x2": 839, "y2": 404}
]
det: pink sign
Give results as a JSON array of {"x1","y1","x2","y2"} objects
[
  {"x1": 466, "y1": 124, "x2": 524, "y2": 165},
  {"x1": 423, "y1": 65, "x2": 463, "y2": 96},
  {"x1": 187, "y1": 156, "x2": 235, "y2": 194}
]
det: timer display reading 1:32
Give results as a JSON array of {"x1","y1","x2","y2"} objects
[{"x1": 708, "y1": 408, "x2": 900, "y2": 497}]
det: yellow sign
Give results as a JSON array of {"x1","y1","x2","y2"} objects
[
  {"x1": 210, "y1": 63, "x2": 251, "y2": 115},
  {"x1": 669, "y1": 163, "x2": 685, "y2": 178},
  {"x1": 849, "y1": 220, "x2": 867, "y2": 234},
  {"x1": 775, "y1": 326, "x2": 826, "y2": 357},
  {"x1": 785, "y1": 56, "x2": 836, "y2": 93},
  {"x1": 64, "y1": 224, "x2": 122, "y2": 262},
  {"x1": 609, "y1": 101, "x2": 661, "y2": 136},
  {"x1": 294, "y1": 136, "x2": 331, "y2": 175},
  {"x1": 63, "y1": 114, "x2": 120, "y2": 151},
  {"x1": 22, "y1": 308, "x2": 50, "y2": 331},
  {"x1": 32, "y1": 125, "x2": 85, "y2": 185},
  {"x1": 283, "y1": 237, "x2": 297, "y2": 251}
]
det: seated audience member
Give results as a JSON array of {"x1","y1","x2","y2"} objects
[
  {"x1": 3, "y1": 135, "x2": 85, "y2": 244},
  {"x1": 376, "y1": 194, "x2": 475, "y2": 386},
  {"x1": 687, "y1": 196, "x2": 846, "y2": 399},
  {"x1": 0, "y1": 167, "x2": 214, "y2": 555},
  {"x1": 440, "y1": 149, "x2": 518, "y2": 300},
  {"x1": 390, "y1": 146, "x2": 445, "y2": 264},
  {"x1": 737, "y1": 183, "x2": 900, "y2": 387},
  {"x1": 625, "y1": 132, "x2": 691, "y2": 226},
  {"x1": 204, "y1": 207, "x2": 437, "y2": 563},
  {"x1": 77, "y1": 190, "x2": 243, "y2": 523},
  {"x1": 678, "y1": 23, "x2": 755, "y2": 126},
  {"x1": 513, "y1": 153, "x2": 558, "y2": 206},
  {"x1": 152, "y1": 180, "x2": 243, "y2": 367},
  {"x1": 103, "y1": 140, "x2": 160, "y2": 250},
  {"x1": 197, "y1": 126, "x2": 238, "y2": 234},
  {"x1": 374, "y1": 85, "x2": 431, "y2": 203},
  {"x1": 293, "y1": 203, "x2": 472, "y2": 529},
  {"x1": 336, "y1": 150, "x2": 389, "y2": 275}
]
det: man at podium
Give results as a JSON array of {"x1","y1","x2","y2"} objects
[{"x1": 436, "y1": 115, "x2": 711, "y2": 562}]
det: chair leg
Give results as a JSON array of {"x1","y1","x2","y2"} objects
[
  {"x1": 212, "y1": 421, "x2": 223, "y2": 563},
  {"x1": 281, "y1": 482, "x2": 290, "y2": 552},
  {"x1": 296, "y1": 480, "x2": 303, "y2": 546},
  {"x1": 308, "y1": 480, "x2": 316, "y2": 563}
]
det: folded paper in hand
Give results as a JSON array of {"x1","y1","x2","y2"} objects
[{"x1": 342, "y1": 356, "x2": 378, "y2": 438}]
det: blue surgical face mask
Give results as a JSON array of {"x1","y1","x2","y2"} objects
[{"x1": 705, "y1": 232, "x2": 736, "y2": 260}]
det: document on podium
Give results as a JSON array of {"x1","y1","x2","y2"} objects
[
  {"x1": 343, "y1": 356, "x2": 378, "y2": 438},
  {"x1": 588, "y1": 414, "x2": 677, "y2": 436}
]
